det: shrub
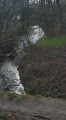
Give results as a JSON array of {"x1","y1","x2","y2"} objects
[{"x1": 45, "y1": 88, "x2": 59, "y2": 97}]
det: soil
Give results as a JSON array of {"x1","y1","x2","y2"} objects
[{"x1": 0, "y1": 94, "x2": 66, "y2": 120}]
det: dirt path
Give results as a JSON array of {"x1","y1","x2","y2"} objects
[{"x1": 0, "y1": 95, "x2": 66, "y2": 120}]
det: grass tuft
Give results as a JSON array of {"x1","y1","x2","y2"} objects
[
  {"x1": 16, "y1": 97, "x2": 21, "y2": 102},
  {"x1": 8, "y1": 92, "x2": 17, "y2": 101},
  {"x1": 35, "y1": 94, "x2": 42, "y2": 98}
]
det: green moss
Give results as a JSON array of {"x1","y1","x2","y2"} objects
[{"x1": 36, "y1": 36, "x2": 66, "y2": 47}]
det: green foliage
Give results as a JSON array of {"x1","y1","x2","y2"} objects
[
  {"x1": 27, "y1": 88, "x2": 34, "y2": 95},
  {"x1": 45, "y1": 88, "x2": 59, "y2": 97},
  {"x1": 8, "y1": 92, "x2": 17, "y2": 101},
  {"x1": 0, "y1": 91, "x2": 4, "y2": 97},
  {"x1": 36, "y1": 37, "x2": 66, "y2": 47}
]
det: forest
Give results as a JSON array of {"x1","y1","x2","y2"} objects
[
  {"x1": 0, "y1": 0, "x2": 66, "y2": 59},
  {"x1": 0, "y1": 0, "x2": 66, "y2": 120}
]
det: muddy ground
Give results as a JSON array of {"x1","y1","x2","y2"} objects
[{"x1": 0, "y1": 94, "x2": 66, "y2": 120}]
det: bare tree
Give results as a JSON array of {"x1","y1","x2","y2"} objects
[{"x1": 0, "y1": 0, "x2": 31, "y2": 60}]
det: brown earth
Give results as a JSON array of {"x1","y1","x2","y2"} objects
[
  {"x1": 19, "y1": 45, "x2": 66, "y2": 98},
  {"x1": 0, "y1": 94, "x2": 66, "y2": 120}
]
